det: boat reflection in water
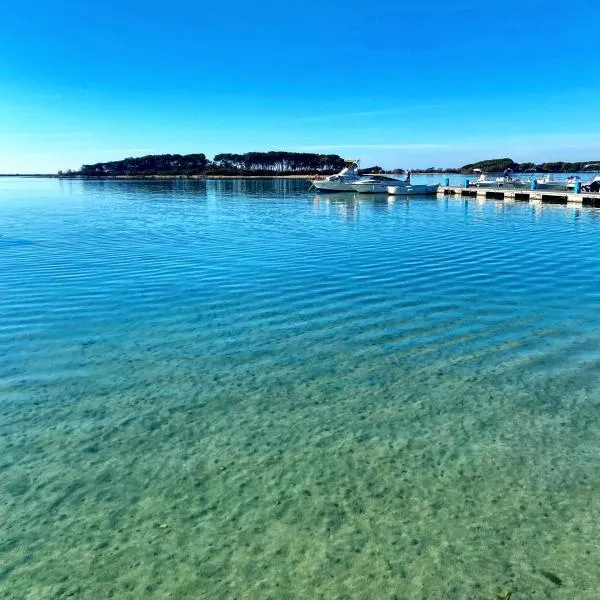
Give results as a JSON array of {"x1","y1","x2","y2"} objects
[{"x1": 312, "y1": 192, "x2": 361, "y2": 220}]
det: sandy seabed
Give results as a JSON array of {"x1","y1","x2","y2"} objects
[{"x1": 2, "y1": 347, "x2": 599, "y2": 600}]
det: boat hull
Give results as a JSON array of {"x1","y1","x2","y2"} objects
[
  {"x1": 387, "y1": 184, "x2": 439, "y2": 196},
  {"x1": 312, "y1": 180, "x2": 359, "y2": 192},
  {"x1": 352, "y1": 183, "x2": 390, "y2": 193},
  {"x1": 470, "y1": 179, "x2": 532, "y2": 190},
  {"x1": 470, "y1": 182, "x2": 507, "y2": 188}
]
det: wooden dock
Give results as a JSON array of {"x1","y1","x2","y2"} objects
[{"x1": 437, "y1": 185, "x2": 600, "y2": 207}]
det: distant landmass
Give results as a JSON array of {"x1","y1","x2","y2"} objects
[
  {"x1": 415, "y1": 158, "x2": 600, "y2": 174},
  {"x1": 59, "y1": 152, "x2": 347, "y2": 178},
  {"x1": 54, "y1": 153, "x2": 600, "y2": 178}
]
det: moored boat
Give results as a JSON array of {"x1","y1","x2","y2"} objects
[
  {"x1": 469, "y1": 169, "x2": 521, "y2": 188},
  {"x1": 535, "y1": 174, "x2": 568, "y2": 190},
  {"x1": 311, "y1": 160, "x2": 362, "y2": 192},
  {"x1": 579, "y1": 164, "x2": 600, "y2": 193},
  {"x1": 469, "y1": 174, "x2": 509, "y2": 188}
]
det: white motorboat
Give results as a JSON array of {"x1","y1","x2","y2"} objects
[
  {"x1": 535, "y1": 174, "x2": 569, "y2": 190},
  {"x1": 311, "y1": 160, "x2": 362, "y2": 192},
  {"x1": 469, "y1": 174, "x2": 511, "y2": 188},
  {"x1": 469, "y1": 170, "x2": 522, "y2": 188},
  {"x1": 387, "y1": 182, "x2": 439, "y2": 195},
  {"x1": 352, "y1": 173, "x2": 411, "y2": 193}
]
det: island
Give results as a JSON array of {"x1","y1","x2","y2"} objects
[{"x1": 54, "y1": 153, "x2": 600, "y2": 179}]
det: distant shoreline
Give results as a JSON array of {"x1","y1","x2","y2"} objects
[
  {"x1": 0, "y1": 174, "x2": 318, "y2": 180},
  {"x1": 1, "y1": 169, "x2": 596, "y2": 179},
  {"x1": 0, "y1": 172, "x2": 458, "y2": 179}
]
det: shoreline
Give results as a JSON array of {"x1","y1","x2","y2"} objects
[
  {"x1": 2, "y1": 172, "x2": 455, "y2": 180},
  {"x1": 3, "y1": 170, "x2": 592, "y2": 180},
  {"x1": 1, "y1": 174, "x2": 319, "y2": 180},
  {"x1": 63, "y1": 174, "x2": 318, "y2": 180}
]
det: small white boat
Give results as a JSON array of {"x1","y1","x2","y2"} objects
[
  {"x1": 564, "y1": 176, "x2": 582, "y2": 190},
  {"x1": 352, "y1": 173, "x2": 410, "y2": 193},
  {"x1": 469, "y1": 171, "x2": 519, "y2": 188},
  {"x1": 535, "y1": 174, "x2": 568, "y2": 190},
  {"x1": 469, "y1": 174, "x2": 506, "y2": 188},
  {"x1": 311, "y1": 160, "x2": 362, "y2": 192}
]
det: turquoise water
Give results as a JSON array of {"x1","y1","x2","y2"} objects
[{"x1": 2, "y1": 177, "x2": 600, "y2": 599}]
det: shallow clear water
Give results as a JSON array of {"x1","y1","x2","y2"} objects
[{"x1": 2, "y1": 177, "x2": 600, "y2": 599}]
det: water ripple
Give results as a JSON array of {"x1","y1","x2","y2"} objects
[{"x1": 2, "y1": 179, "x2": 600, "y2": 396}]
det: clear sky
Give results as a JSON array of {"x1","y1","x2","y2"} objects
[{"x1": 1, "y1": 0, "x2": 600, "y2": 173}]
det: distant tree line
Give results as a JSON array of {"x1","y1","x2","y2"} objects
[
  {"x1": 212, "y1": 152, "x2": 344, "y2": 174},
  {"x1": 458, "y1": 158, "x2": 600, "y2": 174},
  {"x1": 58, "y1": 153, "x2": 600, "y2": 178},
  {"x1": 410, "y1": 167, "x2": 462, "y2": 174},
  {"x1": 81, "y1": 154, "x2": 210, "y2": 177},
  {"x1": 407, "y1": 158, "x2": 600, "y2": 174},
  {"x1": 67, "y1": 152, "x2": 346, "y2": 177}
]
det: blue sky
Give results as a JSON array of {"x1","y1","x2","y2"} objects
[{"x1": 1, "y1": 0, "x2": 599, "y2": 172}]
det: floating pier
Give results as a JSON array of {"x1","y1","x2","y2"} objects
[{"x1": 437, "y1": 185, "x2": 600, "y2": 207}]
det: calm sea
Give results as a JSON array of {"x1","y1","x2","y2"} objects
[{"x1": 2, "y1": 177, "x2": 600, "y2": 599}]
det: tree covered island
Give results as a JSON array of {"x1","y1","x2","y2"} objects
[
  {"x1": 57, "y1": 153, "x2": 600, "y2": 178},
  {"x1": 61, "y1": 152, "x2": 347, "y2": 177}
]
